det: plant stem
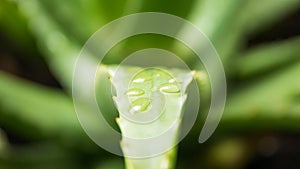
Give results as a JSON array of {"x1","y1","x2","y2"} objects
[{"x1": 108, "y1": 66, "x2": 193, "y2": 169}]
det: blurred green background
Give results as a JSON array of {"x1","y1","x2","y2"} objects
[{"x1": 0, "y1": 0, "x2": 300, "y2": 169}]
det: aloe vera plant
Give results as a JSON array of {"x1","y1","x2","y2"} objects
[{"x1": 108, "y1": 65, "x2": 194, "y2": 169}]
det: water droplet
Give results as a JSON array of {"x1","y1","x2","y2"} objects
[
  {"x1": 168, "y1": 78, "x2": 176, "y2": 83},
  {"x1": 159, "y1": 83, "x2": 180, "y2": 93},
  {"x1": 130, "y1": 98, "x2": 151, "y2": 114},
  {"x1": 132, "y1": 76, "x2": 152, "y2": 83},
  {"x1": 126, "y1": 88, "x2": 145, "y2": 96},
  {"x1": 132, "y1": 78, "x2": 145, "y2": 83}
]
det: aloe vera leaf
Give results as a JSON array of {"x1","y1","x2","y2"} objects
[
  {"x1": 220, "y1": 0, "x2": 300, "y2": 63},
  {"x1": 235, "y1": 36, "x2": 300, "y2": 77},
  {"x1": 238, "y1": 0, "x2": 300, "y2": 35},
  {"x1": 0, "y1": 69, "x2": 118, "y2": 151},
  {"x1": 215, "y1": 0, "x2": 300, "y2": 61},
  {"x1": 15, "y1": 0, "x2": 133, "y2": 149},
  {"x1": 179, "y1": 0, "x2": 300, "y2": 66},
  {"x1": 108, "y1": 66, "x2": 193, "y2": 169},
  {"x1": 0, "y1": 0, "x2": 37, "y2": 55},
  {"x1": 178, "y1": 0, "x2": 244, "y2": 61},
  {"x1": 16, "y1": 0, "x2": 110, "y2": 94},
  {"x1": 0, "y1": 71, "x2": 83, "y2": 139},
  {"x1": 223, "y1": 60, "x2": 300, "y2": 130},
  {"x1": 187, "y1": 0, "x2": 242, "y2": 39},
  {"x1": 122, "y1": 0, "x2": 144, "y2": 15},
  {"x1": 39, "y1": 0, "x2": 107, "y2": 42},
  {"x1": 15, "y1": 0, "x2": 83, "y2": 89},
  {"x1": 15, "y1": 0, "x2": 144, "y2": 90},
  {"x1": 171, "y1": 0, "x2": 246, "y2": 69}
]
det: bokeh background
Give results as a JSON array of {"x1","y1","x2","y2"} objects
[{"x1": 0, "y1": 0, "x2": 300, "y2": 169}]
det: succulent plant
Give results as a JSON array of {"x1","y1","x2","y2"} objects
[{"x1": 108, "y1": 65, "x2": 194, "y2": 169}]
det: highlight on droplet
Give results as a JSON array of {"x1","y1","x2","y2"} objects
[
  {"x1": 129, "y1": 98, "x2": 151, "y2": 114},
  {"x1": 126, "y1": 88, "x2": 145, "y2": 96}
]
